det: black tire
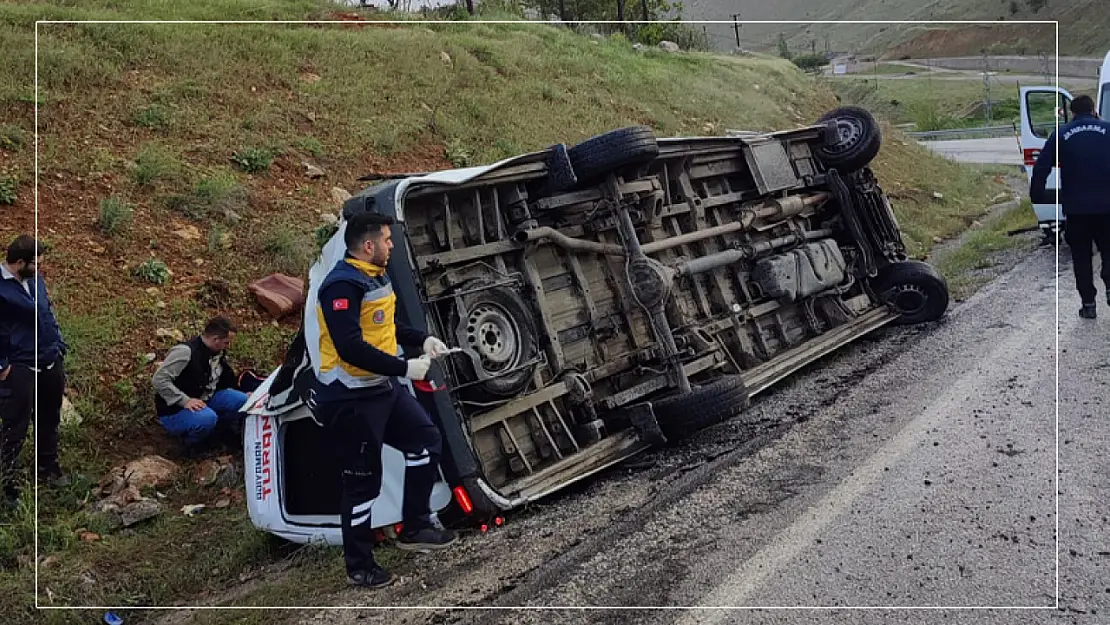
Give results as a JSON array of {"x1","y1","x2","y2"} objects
[
  {"x1": 651, "y1": 375, "x2": 749, "y2": 442},
  {"x1": 872, "y1": 260, "x2": 950, "y2": 325},
  {"x1": 815, "y1": 106, "x2": 882, "y2": 173},
  {"x1": 448, "y1": 280, "x2": 538, "y2": 399},
  {"x1": 567, "y1": 126, "x2": 659, "y2": 184},
  {"x1": 542, "y1": 143, "x2": 578, "y2": 193}
]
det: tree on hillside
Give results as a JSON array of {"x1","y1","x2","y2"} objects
[
  {"x1": 526, "y1": 0, "x2": 673, "y2": 23},
  {"x1": 519, "y1": 0, "x2": 708, "y2": 49},
  {"x1": 777, "y1": 33, "x2": 791, "y2": 59},
  {"x1": 792, "y1": 53, "x2": 828, "y2": 73}
]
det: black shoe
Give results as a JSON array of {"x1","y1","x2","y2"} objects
[
  {"x1": 347, "y1": 567, "x2": 396, "y2": 589},
  {"x1": 2, "y1": 483, "x2": 19, "y2": 505},
  {"x1": 396, "y1": 526, "x2": 458, "y2": 552},
  {"x1": 1080, "y1": 303, "x2": 1097, "y2": 319},
  {"x1": 38, "y1": 465, "x2": 70, "y2": 488}
]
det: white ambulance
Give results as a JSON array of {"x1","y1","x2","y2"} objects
[{"x1": 1019, "y1": 50, "x2": 1110, "y2": 242}]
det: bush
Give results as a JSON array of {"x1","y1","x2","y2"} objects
[
  {"x1": 634, "y1": 22, "x2": 710, "y2": 52},
  {"x1": 207, "y1": 223, "x2": 231, "y2": 253},
  {"x1": 295, "y1": 136, "x2": 325, "y2": 158},
  {"x1": 314, "y1": 222, "x2": 338, "y2": 252},
  {"x1": 131, "y1": 143, "x2": 179, "y2": 186},
  {"x1": 263, "y1": 223, "x2": 314, "y2": 275},
  {"x1": 792, "y1": 53, "x2": 829, "y2": 72},
  {"x1": 0, "y1": 125, "x2": 27, "y2": 151},
  {"x1": 163, "y1": 173, "x2": 248, "y2": 221},
  {"x1": 0, "y1": 178, "x2": 16, "y2": 205},
  {"x1": 444, "y1": 138, "x2": 472, "y2": 168},
  {"x1": 97, "y1": 196, "x2": 133, "y2": 235},
  {"x1": 133, "y1": 258, "x2": 170, "y2": 285},
  {"x1": 133, "y1": 104, "x2": 171, "y2": 129},
  {"x1": 231, "y1": 147, "x2": 274, "y2": 173}
]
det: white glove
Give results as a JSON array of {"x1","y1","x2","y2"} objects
[
  {"x1": 423, "y1": 336, "x2": 450, "y2": 358},
  {"x1": 405, "y1": 355, "x2": 432, "y2": 381}
]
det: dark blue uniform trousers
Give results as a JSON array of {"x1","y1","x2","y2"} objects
[{"x1": 313, "y1": 380, "x2": 442, "y2": 574}]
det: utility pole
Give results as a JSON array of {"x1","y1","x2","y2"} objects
[
  {"x1": 982, "y1": 51, "x2": 993, "y2": 125},
  {"x1": 732, "y1": 13, "x2": 742, "y2": 49}
]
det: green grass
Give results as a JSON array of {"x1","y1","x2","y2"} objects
[
  {"x1": 207, "y1": 222, "x2": 231, "y2": 253},
  {"x1": 12, "y1": 14, "x2": 842, "y2": 170},
  {"x1": 229, "y1": 323, "x2": 297, "y2": 373},
  {"x1": 231, "y1": 147, "x2": 274, "y2": 173},
  {"x1": 936, "y1": 200, "x2": 1038, "y2": 299},
  {"x1": 295, "y1": 135, "x2": 325, "y2": 158},
  {"x1": 133, "y1": 103, "x2": 172, "y2": 130},
  {"x1": 163, "y1": 172, "x2": 249, "y2": 221},
  {"x1": 831, "y1": 77, "x2": 990, "y2": 126},
  {"x1": 54, "y1": 298, "x2": 135, "y2": 397},
  {"x1": 131, "y1": 142, "x2": 181, "y2": 186},
  {"x1": 0, "y1": 123, "x2": 27, "y2": 150},
  {"x1": 863, "y1": 63, "x2": 920, "y2": 75},
  {"x1": 133, "y1": 258, "x2": 170, "y2": 285},
  {"x1": 870, "y1": 132, "x2": 1010, "y2": 258},
  {"x1": 831, "y1": 74, "x2": 1091, "y2": 129},
  {"x1": 97, "y1": 195, "x2": 134, "y2": 235},
  {"x1": 0, "y1": 177, "x2": 16, "y2": 204},
  {"x1": 262, "y1": 222, "x2": 315, "y2": 276}
]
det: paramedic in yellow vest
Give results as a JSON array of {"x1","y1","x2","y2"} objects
[{"x1": 313, "y1": 210, "x2": 457, "y2": 589}]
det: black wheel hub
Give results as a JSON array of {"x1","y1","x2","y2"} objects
[
  {"x1": 825, "y1": 117, "x2": 865, "y2": 155},
  {"x1": 890, "y1": 283, "x2": 928, "y2": 315}
]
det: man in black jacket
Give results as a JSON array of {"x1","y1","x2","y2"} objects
[
  {"x1": 0, "y1": 235, "x2": 69, "y2": 503},
  {"x1": 152, "y1": 316, "x2": 247, "y2": 449},
  {"x1": 1030, "y1": 94, "x2": 1110, "y2": 318}
]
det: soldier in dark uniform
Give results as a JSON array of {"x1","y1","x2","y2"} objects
[{"x1": 1031, "y1": 94, "x2": 1110, "y2": 318}]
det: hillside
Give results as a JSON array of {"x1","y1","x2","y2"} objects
[
  {"x1": 682, "y1": 0, "x2": 1109, "y2": 58},
  {"x1": 0, "y1": 0, "x2": 1010, "y2": 618}
]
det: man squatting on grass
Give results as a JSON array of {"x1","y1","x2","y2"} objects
[{"x1": 152, "y1": 316, "x2": 248, "y2": 451}]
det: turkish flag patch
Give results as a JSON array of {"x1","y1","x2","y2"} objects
[{"x1": 332, "y1": 298, "x2": 349, "y2": 311}]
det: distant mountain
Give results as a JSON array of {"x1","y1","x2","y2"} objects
[{"x1": 680, "y1": 0, "x2": 1108, "y2": 58}]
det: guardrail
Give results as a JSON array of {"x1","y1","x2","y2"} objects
[{"x1": 904, "y1": 124, "x2": 1017, "y2": 140}]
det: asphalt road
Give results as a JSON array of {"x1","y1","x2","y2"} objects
[
  {"x1": 281, "y1": 242, "x2": 1106, "y2": 624},
  {"x1": 921, "y1": 137, "x2": 1025, "y2": 166}
]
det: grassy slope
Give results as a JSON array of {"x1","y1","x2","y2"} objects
[
  {"x1": 825, "y1": 73, "x2": 1094, "y2": 128},
  {"x1": 0, "y1": 0, "x2": 1007, "y2": 619},
  {"x1": 683, "y1": 0, "x2": 1108, "y2": 57},
  {"x1": 935, "y1": 200, "x2": 1039, "y2": 299}
]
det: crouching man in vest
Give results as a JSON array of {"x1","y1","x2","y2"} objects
[
  {"x1": 152, "y1": 316, "x2": 247, "y2": 453},
  {"x1": 313, "y1": 210, "x2": 457, "y2": 589}
]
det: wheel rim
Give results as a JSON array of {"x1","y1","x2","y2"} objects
[
  {"x1": 890, "y1": 284, "x2": 928, "y2": 316},
  {"x1": 465, "y1": 303, "x2": 522, "y2": 374},
  {"x1": 827, "y1": 117, "x2": 864, "y2": 154}
]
